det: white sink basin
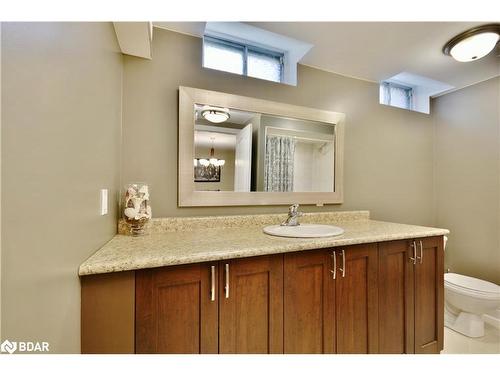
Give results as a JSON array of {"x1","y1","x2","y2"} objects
[{"x1": 263, "y1": 224, "x2": 344, "y2": 238}]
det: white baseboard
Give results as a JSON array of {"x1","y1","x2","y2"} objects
[{"x1": 483, "y1": 308, "x2": 500, "y2": 330}]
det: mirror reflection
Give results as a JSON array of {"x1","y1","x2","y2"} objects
[{"x1": 194, "y1": 104, "x2": 336, "y2": 192}]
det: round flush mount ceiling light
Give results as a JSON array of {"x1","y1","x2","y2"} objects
[
  {"x1": 443, "y1": 24, "x2": 500, "y2": 62},
  {"x1": 201, "y1": 105, "x2": 230, "y2": 123}
]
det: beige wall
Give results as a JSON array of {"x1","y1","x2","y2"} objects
[
  {"x1": 1, "y1": 23, "x2": 122, "y2": 352},
  {"x1": 433, "y1": 77, "x2": 500, "y2": 284},
  {"x1": 122, "y1": 28, "x2": 435, "y2": 224}
]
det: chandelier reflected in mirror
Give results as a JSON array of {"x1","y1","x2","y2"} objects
[{"x1": 193, "y1": 137, "x2": 225, "y2": 182}]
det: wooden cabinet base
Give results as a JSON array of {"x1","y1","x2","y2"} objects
[{"x1": 81, "y1": 236, "x2": 444, "y2": 354}]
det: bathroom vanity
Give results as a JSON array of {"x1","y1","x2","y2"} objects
[
  {"x1": 79, "y1": 211, "x2": 448, "y2": 354},
  {"x1": 79, "y1": 88, "x2": 449, "y2": 354}
]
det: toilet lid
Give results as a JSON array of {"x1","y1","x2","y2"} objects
[{"x1": 445, "y1": 273, "x2": 500, "y2": 294}]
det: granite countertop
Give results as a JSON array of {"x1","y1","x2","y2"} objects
[{"x1": 79, "y1": 211, "x2": 449, "y2": 276}]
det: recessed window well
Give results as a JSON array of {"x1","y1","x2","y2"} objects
[
  {"x1": 201, "y1": 22, "x2": 313, "y2": 86},
  {"x1": 380, "y1": 72, "x2": 455, "y2": 114}
]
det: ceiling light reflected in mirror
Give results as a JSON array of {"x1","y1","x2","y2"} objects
[{"x1": 201, "y1": 105, "x2": 230, "y2": 123}]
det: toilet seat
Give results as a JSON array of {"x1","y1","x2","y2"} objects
[{"x1": 445, "y1": 273, "x2": 500, "y2": 300}]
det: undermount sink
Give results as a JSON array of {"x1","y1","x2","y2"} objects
[{"x1": 263, "y1": 224, "x2": 345, "y2": 238}]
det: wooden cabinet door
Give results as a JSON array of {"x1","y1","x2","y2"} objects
[
  {"x1": 335, "y1": 243, "x2": 379, "y2": 353},
  {"x1": 414, "y1": 236, "x2": 444, "y2": 354},
  {"x1": 135, "y1": 263, "x2": 218, "y2": 353},
  {"x1": 378, "y1": 240, "x2": 414, "y2": 354},
  {"x1": 284, "y1": 250, "x2": 335, "y2": 354},
  {"x1": 219, "y1": 255, "x2": 283, "y2": 353}
]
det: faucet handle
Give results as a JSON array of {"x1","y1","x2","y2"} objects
[
  {"x1": 281, "y1": 204, "x2": 302, "y2": 226},
  {"x1": 288, "y1": 203, "x2": 300, "y2": 215}
]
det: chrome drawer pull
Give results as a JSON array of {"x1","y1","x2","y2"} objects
[
  {"x1": 224, "y1": 263, "x2": 230, "y2": 299},
  {"x1": 339, "y1": 249, "x2": 346, "y2": 277},
  {"x1": 210, "y1": 265, "x2": 216, "y2": 302},
  {"x1": 418, "y1": 240, "x2": 423, "y2": 264},
  {"x1": 410, "y1": 241, "x2": 417, "y2": 265},
  {"x1": 331, "y1": 251, "x2": 337, "y2": 279}
]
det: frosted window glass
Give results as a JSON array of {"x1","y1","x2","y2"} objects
[
  {"x1": 380, "y1": 83, "x2": 412, "y2": 110},
  {"x1": 247, "y1": 50, "x2": 282, "y2": 82},
  {"x1": 203, "y1": 39, "x2": 244, "y2": 75}
]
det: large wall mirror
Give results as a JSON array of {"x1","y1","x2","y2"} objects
[{"x1": 179, "y1": 87, "x2": 345, "y2": 206}]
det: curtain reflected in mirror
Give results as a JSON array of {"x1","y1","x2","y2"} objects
[{"x1": 264, "y1": 135, "x2": 295, "y2": 192}]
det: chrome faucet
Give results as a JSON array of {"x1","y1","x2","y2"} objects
[{"x1": 281, "y1": 204, "x2": 303, "y2": 226}]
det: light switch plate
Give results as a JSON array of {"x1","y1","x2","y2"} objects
[{"x1": 100, "y1": 189, "x2": 108, "y2": 215}]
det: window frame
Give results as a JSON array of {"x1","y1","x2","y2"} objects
[{"x1": 203, "y1": 35, "x2": 285, "y2": 83}]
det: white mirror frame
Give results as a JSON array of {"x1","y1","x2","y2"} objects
[{"x1": 179, "y1": 86, "x2": 345, "y2": 207}]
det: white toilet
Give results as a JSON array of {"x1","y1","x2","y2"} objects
[{"x1": 444, "y1": 272, "x2": 500, "y2": 337}]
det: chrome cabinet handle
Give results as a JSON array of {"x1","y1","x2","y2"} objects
[
  {"x1": 339, "y1": 249, "x2": 346, "y2": 278},
  {"x1": 410, "y1": 241, "x2": 417, "y2": 264},
  {"x1": 331, "y1": 251, "x2": 337, "y2": 279},
  {"x1": 418, "y1": 240, "x2": 423, "y2": 264},
  {"x1": 224, "y1": 263, "x2": 230, "y2": 299},
  {"x1": 210, "y1": 265, "x2": 216, "y2": 302}
]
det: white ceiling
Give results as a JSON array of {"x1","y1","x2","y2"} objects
[{"x1": 154, "y1": 22, "x2": 500, "y2": 93}]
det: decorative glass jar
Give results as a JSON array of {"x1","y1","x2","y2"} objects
[{"x1": 122, "y1": 183, "x2": 152, "y2": 236}]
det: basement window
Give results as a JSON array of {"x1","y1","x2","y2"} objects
[
  {"x1": 379, "y1": 72, "x2": 455, "y2": 114},
  {"x1": 203, "y1": 36, "x2": 284, "y2": 83},
  {"x1": 380, "y1": 82, "x2": 413, "y2": 110}
]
